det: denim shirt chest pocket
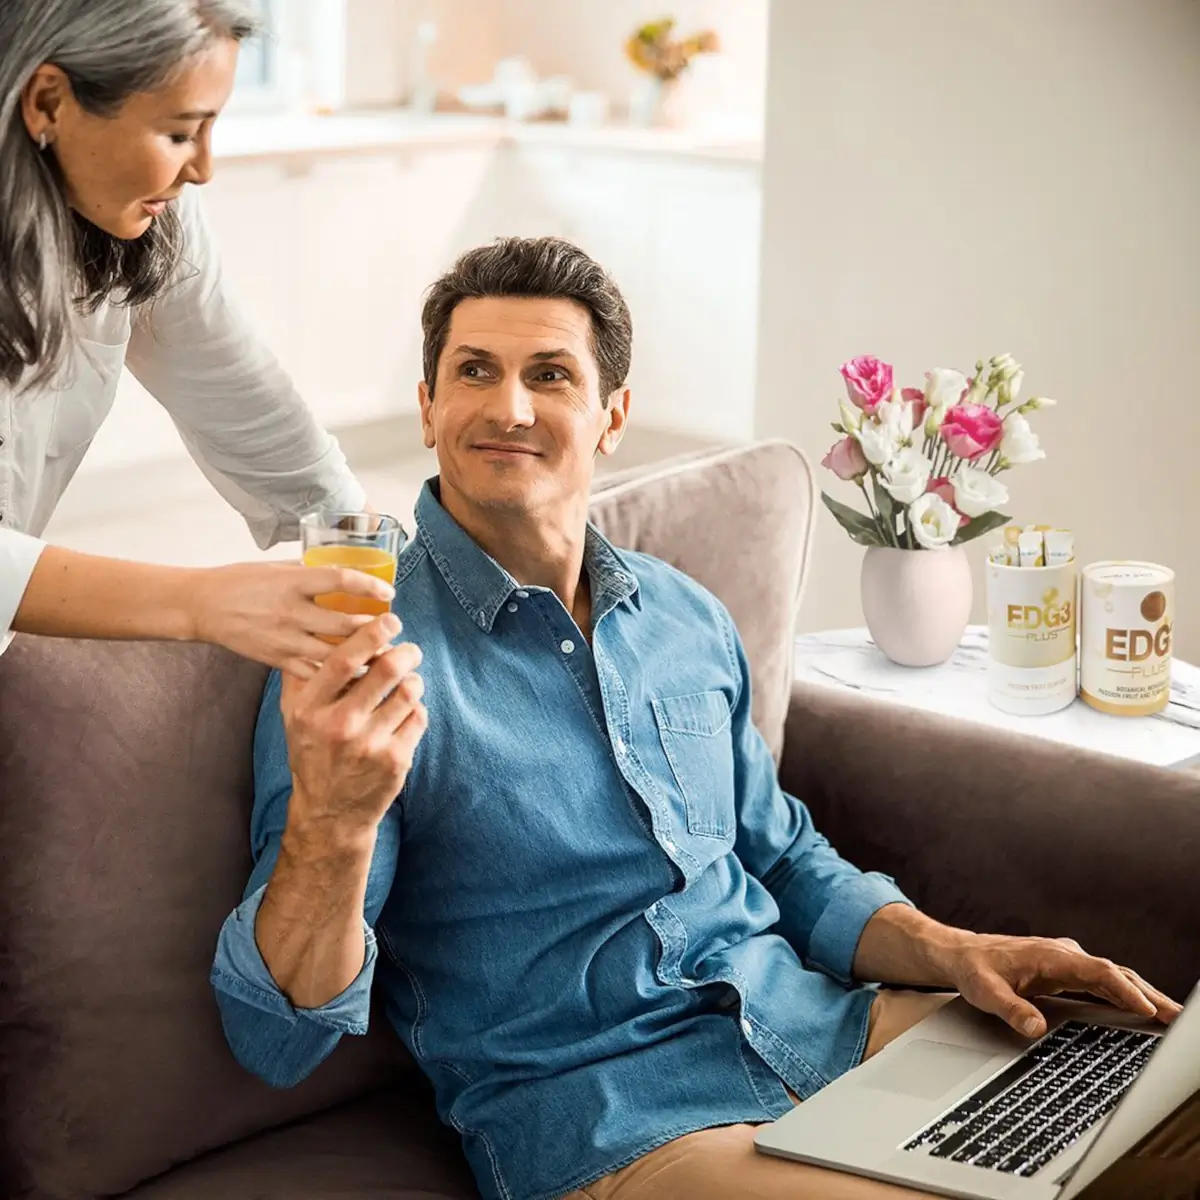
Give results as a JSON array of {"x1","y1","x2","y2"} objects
[{"x1": 651, "y1": 689, "x2": 736, "y2": 843}]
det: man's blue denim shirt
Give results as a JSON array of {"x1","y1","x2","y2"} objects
[{"x1": 211, "y1": 479, "x2": 911, "y2": 1200}]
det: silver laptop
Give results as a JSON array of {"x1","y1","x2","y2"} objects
[{"x1": 755, "y1": 982, "x2": 1200, "y2": 1199}]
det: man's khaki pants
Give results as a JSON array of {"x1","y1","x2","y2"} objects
[{"x1": 564, "y1": 992, "x2": 1200, "y2": 1200}]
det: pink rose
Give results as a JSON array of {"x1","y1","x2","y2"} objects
[
  {"x1": 940, "y1": 402, "x2": 1003, "y2": 461},
  {"x1": 926, "y1": 475, "x2": 969, "y2": 525},
  {"x1": 902, "y1": 386, "x2": 928, "y2": 426},
  {"x1": 840, "y1": 355, "x2": 894, "y2": 414},
  {"x1": 821, "y1": 435, "x2": 869, "y2": 481}
]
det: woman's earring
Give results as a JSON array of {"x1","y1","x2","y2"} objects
[{"x1": 38, "y1": 133, "x2": 47, "y2": 152}]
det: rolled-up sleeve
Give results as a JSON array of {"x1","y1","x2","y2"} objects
[
  {"x1": 211, "y1": 883, "x2": 377, "y2": 1037},
  {"x1": 212, "y1": 669, "x2": 401, "y2": 1089},
  {"x1": 722, "y1": 604, "x2": 912, "y2": 983},
  {"x1": 0, "y1": 527, "x2": 47, "y2": 641},
  {"x1": 124, "y1": 190, "x2": 365, "y2": 549}
]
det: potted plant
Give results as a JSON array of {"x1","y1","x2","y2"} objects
[
  {"x1": 821, "y1": 353, "x2": 1055, "y2": 666},
  {"x1": 624, "y1": 18, "x2": 719, "y2": 127}
]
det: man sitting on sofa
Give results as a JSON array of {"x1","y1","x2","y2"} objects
[{"x1": 211, "y1": 237, "x2": 1181, "y2": 1200}]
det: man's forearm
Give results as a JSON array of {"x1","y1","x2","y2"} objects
[
  {"x1": 255, "y1": 803, "x2": 377, "y2": 1010},
  {"x1": 853, "y1": 902, "x2": 975, "y2": 987}
]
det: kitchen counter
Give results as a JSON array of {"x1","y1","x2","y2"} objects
[{"x1": 211, "y1": 109, "x2": 763, "y2": 166}]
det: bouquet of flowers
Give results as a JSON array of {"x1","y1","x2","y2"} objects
[
  {"x1": 624, "y1": 18, "x2": 720, "y2": 82},
  {"x1": 821, "y1": 354, "x2": 1055, "y2": 550}
]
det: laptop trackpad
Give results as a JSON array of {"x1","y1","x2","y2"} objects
[{"x1": 861, "y1": 1040, "x2": 998, "y2": 1101}]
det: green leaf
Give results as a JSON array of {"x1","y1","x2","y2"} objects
[
  {"x1": 872, "y1": 475, "x2": 898, "y2": 545},
  {"x1": 821, "y1": 491, "x2": 885, "y2": 547},
  {"x1": 952, "y1": 510, "x2": 1011, "y2": 546}
]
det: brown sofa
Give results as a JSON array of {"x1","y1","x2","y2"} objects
[{"x1": 0, "y1": 441, "x2": 1197, "y2": 1200}]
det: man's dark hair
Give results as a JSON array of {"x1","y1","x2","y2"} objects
[{"x1": 421, "y1": 237, "x2": 633, "y2": 403}]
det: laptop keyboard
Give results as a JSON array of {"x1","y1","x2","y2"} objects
[{"x1": 901, "y1": 1020, "x2": 1160, "y2": 1178}]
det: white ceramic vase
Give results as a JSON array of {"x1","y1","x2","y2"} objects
[
  {"x1": 629, "y1": 76, "x2": 667, "y2": 126},
  {"x1": 860, "y1": 545, "x2": 973, "y2": 667}
]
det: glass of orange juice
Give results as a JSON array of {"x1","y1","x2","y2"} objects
[{"x1": 300, "y1": 511, "x2": 405, "y2": 639}]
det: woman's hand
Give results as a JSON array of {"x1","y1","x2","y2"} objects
[{"x1": 188, "y1": 561, "x2": 396, "y2": 676}]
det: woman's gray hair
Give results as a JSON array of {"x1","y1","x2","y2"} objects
[{"x1": 0, "y1": 0, "x2": 261, "y2": 389}]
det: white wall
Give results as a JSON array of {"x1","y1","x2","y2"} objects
[
  {"x1": 342, "y1": 0, "x2": 410, "y2": 106},
  {"x1": 756, "y1": 0, "x2": 1200, "y2": 659},
  {"x1": 342, "y1": 0, "x2": 503, "y2": 107},
  {"x1": 493, "y1": 0, "x2": 767, "y2": 133},
  {"x1": 342, "y1": 0, "x2": 767, "y2": 133}
]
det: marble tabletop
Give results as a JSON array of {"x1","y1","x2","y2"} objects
[{"x1": 794, "y1": 626, "x2": 1200, "y2": 770}]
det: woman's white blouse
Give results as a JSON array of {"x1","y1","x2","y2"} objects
[{"x1": 0, "y1": 188, "x2": 366, "y2": 638}]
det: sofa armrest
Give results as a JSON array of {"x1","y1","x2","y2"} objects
[{"x1": 779, "y1": 682, "x2": 1200, "y2": 1001}]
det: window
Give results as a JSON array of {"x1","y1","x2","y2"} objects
[
  {"x1": 227, "y1": 0, "x2": 289, "y2": 113},
  {"x1": 235, "y1": 0, "x2": 276, "y2": 91},
  {"x1": 227, "y1": 0, "x2": 348, "y2": 115}
]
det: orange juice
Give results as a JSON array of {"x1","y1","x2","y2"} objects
[{"x1": 302, "y1": 544, "x2": 397, "y2": 631}]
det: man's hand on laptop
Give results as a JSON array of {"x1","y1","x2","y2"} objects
[
  {"x1": 280, "y1": 612, "x2": 426, "y2": 845},
  {"x1": 855, "y1": 903, "x2": 1182, "y2": 1040}
]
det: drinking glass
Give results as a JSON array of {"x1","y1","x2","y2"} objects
[{"x1": 300, "y1": 511, "x2": 405, "y2": 638}]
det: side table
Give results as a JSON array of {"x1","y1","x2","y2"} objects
[{"x1": 794, "y1": 626, "x2": 1200, "y2": 771}]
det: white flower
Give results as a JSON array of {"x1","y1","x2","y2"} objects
[
  {"x1": 876, "y1": 394, "x2": 915, "y2": 442},
  {"x1": 998, "y1": 369, "x2": 1024, "y2": 407},
  {"x1": 952, "y1": 464, "x2": 1009, "y2": 518},
  {"x1": 881, "y1": 447, "x2": 933, "y2": 504},
  {"x1": 855, "y1": 420, "x2": 898, "y2": 467},
  {"x1": 923, "y1": 367, "x2": 969, "y2": 411},
  {"x1": 857, "y1": 395, "x2": 919, "y2": 466},
  {"x1": 838, "y1": 399, "x2": 862, "y2": 433},
  {"x1": 1000, "y1": 412, "x2": 1045, "y2": 465},
  {"x1": 908, "y1": 492, "x2": 961, "y2": 549}
]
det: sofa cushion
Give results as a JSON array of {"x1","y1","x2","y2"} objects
[
  {"x1": 122, "y1": 1085, "x2": 477, "y2": 1200},
  {"x1": 590, "y1": 440, "x2": 815, "y2": 762},
  {"x1": 0, "y1": 638, "x2": 414, "y2": 1200}
]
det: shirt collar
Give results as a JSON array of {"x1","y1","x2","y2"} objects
[{"x1": 415, "y1": 479, "x2": 642, "y2": 631}]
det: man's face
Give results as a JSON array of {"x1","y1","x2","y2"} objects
[{"x1": 419, "y1": 296, "x2": 628, "y2": 517}]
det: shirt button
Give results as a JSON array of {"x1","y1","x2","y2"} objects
[
  {"x1": 741, "y1": 1018, "x2": 753, "y2": 1038},
  {"x1": 507, "y1": 602, "x2": 518, "y2": 613},
  {"x1": 560, "y1": 639, "x2": 575, "y2": 654},
  {"x1": 516, "y1": 590, "x2": 529, "y2": 599}
]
